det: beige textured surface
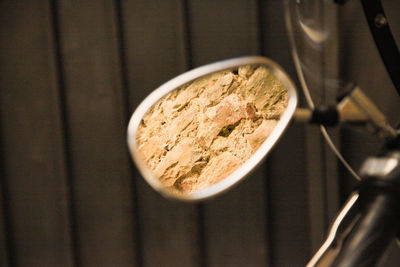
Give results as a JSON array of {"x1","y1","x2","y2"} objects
[{"x1": 136, "y1": 65, "x2": 288, "y2": 193}]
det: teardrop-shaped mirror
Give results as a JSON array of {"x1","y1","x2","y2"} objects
[{"x1": 127, "y1": 56, "x2": 298, "y2": 201}]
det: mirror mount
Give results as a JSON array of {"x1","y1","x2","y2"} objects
[{"x1": 294, "y1": 85, "x2": 399, "y2": 140}]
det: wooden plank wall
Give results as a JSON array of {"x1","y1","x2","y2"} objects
[
  {"x1": 0, "y1": 1, "x2": 75, "y2": 266},
  {"x1": 54, "y1": 1, "x2": 138, "y2": 266},
  {"x1": 0, "y1": 0, "x2": 398, "y2": 266}
]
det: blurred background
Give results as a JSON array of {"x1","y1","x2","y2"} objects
[{"x1": 0, "y1": 0, "x2": 399, "y2": 266}]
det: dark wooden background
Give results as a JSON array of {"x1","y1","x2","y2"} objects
[{"x1": 0, "y1": 1, "x2": 399, "y2": 266}]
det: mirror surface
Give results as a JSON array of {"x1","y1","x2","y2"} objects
[{"x1": 127, "y1": 56, "x2": 298, "y2": 201}]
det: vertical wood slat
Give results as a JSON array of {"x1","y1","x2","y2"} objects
[
  {"x1": 267, "y1": 127, "x2": 311, "y2": 266},
  {"x1": 305, "y1": 126, "x2": 327, "y2": 252},
  {"x1": 188, "y1": 1, "x2": 269, "y2": 266},
  {"x1": 121, "y1": 1, "x2": 201, "y2": 266},
  {"x1": 0, "y1": 174, "x2": 10, "y2": 267},
  {"x1": 323, "y1": 133, "x2": 340, "y2": 223},
  {"x1": 0, "y1": 1, "x2": 75, "y2": 266},
  {"x1": 55, "y1": 0, "x2": 138, "y2": 266},
  {"x1": 189, "y1": 0, "x2": 260, "y2": 66},
  {"x1": 202, "y1": 169, "x2": 269, "y2": 267},
  {"x1": 260, "y1": 1, "x2": 312, "y2": 266},
  {"x1": 0, "y1": 117, "x2": 10, "y2": 266}
]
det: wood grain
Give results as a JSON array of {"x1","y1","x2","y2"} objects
[
  {"x1": 189, "y1": 0, "x2": 260, "y2": 66},
  {"x1": 0, "y1": 1, "x2": 75, "y2": 266},
  {"x1": 55, "y1": 0, "x2": 138, "y2": 266},
  {"x1": 0, "y1": 169, "x2": 10, "y2": 266}
]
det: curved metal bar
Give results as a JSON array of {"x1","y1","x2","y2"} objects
[
  {"x1": 361, "y1": 0, "x2": 400, "y2": 96},
  {"x1": 307, "y1": 193, "x2": 360, "y2": 267}
]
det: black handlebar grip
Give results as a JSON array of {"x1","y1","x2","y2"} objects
[{"x1": 332, "y1": 191, "x2": 400, "y2": 266}]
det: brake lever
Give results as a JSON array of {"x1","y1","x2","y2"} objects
[{"x1": 307, "y1": 193, "x2": 361, "y2": 267}]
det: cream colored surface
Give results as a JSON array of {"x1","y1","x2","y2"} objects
[{"x1": 136, "y1": 65, "x2": 288, "y2": 193}]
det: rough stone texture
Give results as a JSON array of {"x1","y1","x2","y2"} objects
[{"x1": 136, "y1": 65, "x2": 288, "y2": 193}]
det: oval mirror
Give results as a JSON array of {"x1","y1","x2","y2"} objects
[{"x1": 127, "y1": 56, "x2": 298, "y2": 201}]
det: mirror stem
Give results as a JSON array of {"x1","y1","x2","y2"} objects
[
  {"x1": 294, "y1": 106, "x2": 339, "y2": 126},
  {"x1": 294, "y1": 86, "x2": 398, "y2": 140}
]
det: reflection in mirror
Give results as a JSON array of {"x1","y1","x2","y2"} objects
[{"x1": 135, "y1": 64, "x2": 288, "y2": 195}]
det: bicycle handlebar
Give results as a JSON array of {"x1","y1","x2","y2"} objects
[
  {"x1": 332, "y1": 191, "x2": 399, "y2": 266},
  {"x1": 309, "y1": 148, "x2": 400, "y2": 266}
]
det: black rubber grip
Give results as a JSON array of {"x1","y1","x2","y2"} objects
[{"x1": 310, "y1": 106, "x2": 339, "y2": 126}]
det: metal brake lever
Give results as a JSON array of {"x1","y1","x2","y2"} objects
[{"x1": 307, "y1": 193, "x2": 361, "y2": 267}]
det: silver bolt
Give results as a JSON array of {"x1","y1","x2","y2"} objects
[{"x1": 375, "y1": 13, "x2": 387, "y2": 28}]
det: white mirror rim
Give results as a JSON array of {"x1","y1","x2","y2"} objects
[{"x1": 127, "y1": 56, "x2": 298, "y2": 201}]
